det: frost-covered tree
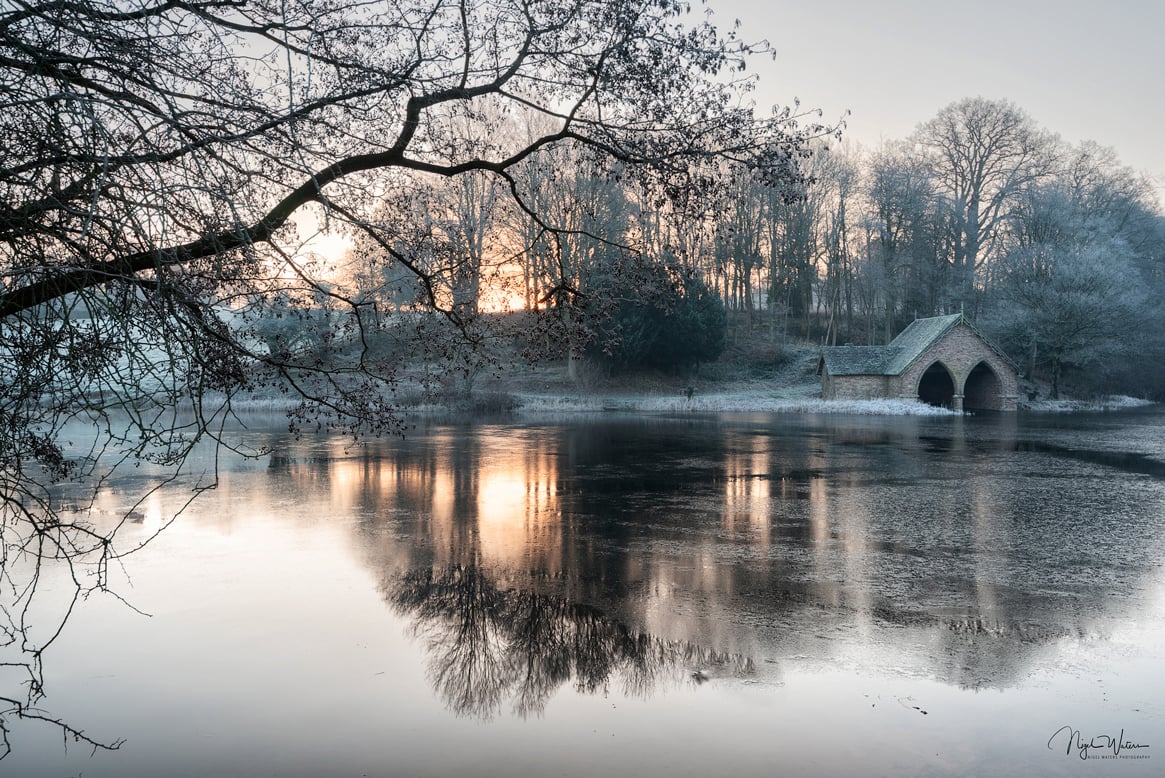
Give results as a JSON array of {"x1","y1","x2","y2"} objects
[
  {"x1": 997, "y1": 237, "x2": 1145, "y2": 398},
  {"x1": 913, "y1": 98, "x2": 1056, "y2": 312},
  {"x1": 994, "y1": 144, "x2": 1163, "y2": 397}
]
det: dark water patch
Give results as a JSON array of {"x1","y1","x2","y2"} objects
[{"x1": 1015, "y1": 440, "x2": 1165, "y2": 478}]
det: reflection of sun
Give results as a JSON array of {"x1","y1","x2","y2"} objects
[
  {"x1": 724, "y1": 446, "x2": 770, "y2": 538},
  {"x1": 475, "y1": 443, "x2": 561, "y2": 570},
  {"x1": 431, "y1": 471, "x2": 454, "y2": 524},
  {"x1": 478, "y1": 472, "x2": 529, "y2": 527}
]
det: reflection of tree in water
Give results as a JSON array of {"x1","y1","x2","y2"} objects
[
  {"x1": 867, "y1": 602, "x2": 1099, "y2": 689},
  {"x1": 1, "y1": 501, "x2": 132, "y2": 758},
  {"x1": 386, "y1": 565, "x2": 754, "y2": 719}
]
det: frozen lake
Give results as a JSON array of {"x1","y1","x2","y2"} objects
[{"x1": 6, "y1": 408, "x2": 1165, "y2": 776}]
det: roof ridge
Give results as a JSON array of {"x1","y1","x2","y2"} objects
[{"x1": 883, "y1": 314, "x2": 963, "y2": 375}]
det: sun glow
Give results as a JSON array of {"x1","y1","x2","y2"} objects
[{"x1": 475, "y1": 259, "x2": 530, "y2": 314}]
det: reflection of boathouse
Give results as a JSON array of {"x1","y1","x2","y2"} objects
[{"x1": 817, "y1": 313, "x2": 1019, "y2": 411}]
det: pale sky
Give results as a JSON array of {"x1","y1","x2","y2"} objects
[{"x1": 710, "y1": 0, "x2": 1165, "y2": 200}]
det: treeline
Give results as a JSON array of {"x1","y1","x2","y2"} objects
[{"x1": 343, "y1": 97, "x2": 1165, "y2": 397}]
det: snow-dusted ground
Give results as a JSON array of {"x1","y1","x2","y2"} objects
[
  {"x1": 514, "y1": 392, "x2": 960, "y2": 416},
  {"x1": 222, "y1": 389, "x2": 959, "y2": 417},
  {"x1": 1019, "y1": 394, "x2": 1156, "y2": 413},
  {"x1": 222, "y1": 387, "x2": 1153, "y2": 418}
]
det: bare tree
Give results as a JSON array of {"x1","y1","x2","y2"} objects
[
  {"x1": 862, "y1": 141, "x2": 946, "y2": 339},
  {"x1": 509, "y1": 140, "x2": 640, "y2": 381},
  {"x1": 815, "y1": 145, "x2": 860, "y2": 346},
  {"x1": 913, "y1": 97, "x2": 1056, "y2": 313},
  {"x1": 763, "y1": 160, "x2": 825, "y2": 340},
  {"x1": 711, "y1": 172, "x2": 765, "y2": 331}
]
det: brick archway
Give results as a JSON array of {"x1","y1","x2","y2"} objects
[
  {"x1": 964, "y1": 361, "x2": 1004, "y2": 411},
  {"x1": 917, "y1": 362, "x2": 956, "y2": 408}
]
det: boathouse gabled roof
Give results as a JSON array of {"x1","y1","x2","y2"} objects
[
  {"x1": 881, "y1": 313, "x2": 964, "y2": 375},
  {"x1": 817, "y1": 345, "x2": 898, "y2": 376},
  {"x1": 818, "y1": 313, "x2": 1017, "y2": 377}
]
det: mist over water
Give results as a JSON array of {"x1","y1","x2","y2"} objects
[{"x1": 9, "y1": 409, "x2": 1165, "y2": 776}]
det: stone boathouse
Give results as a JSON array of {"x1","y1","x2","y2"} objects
[{"x1": 817, "y1": 313, "x2": 1019, "y2": 411}]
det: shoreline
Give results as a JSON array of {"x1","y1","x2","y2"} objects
[{"x1": 220, "y1": 389, "x2": 1156, "y2": 418}]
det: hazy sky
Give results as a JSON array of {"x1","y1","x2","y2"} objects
[{"x1": 710, "y1": 0, "x2": 1165, "y2": 199}]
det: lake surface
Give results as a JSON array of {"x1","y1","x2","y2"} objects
[{"x1": 5, "y1": 408, "x2": 1165, "y2": 776}]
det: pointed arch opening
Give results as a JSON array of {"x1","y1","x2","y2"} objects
[
  {"x1": 918, "y1": 362, "x2": 956, "y2": 408},
  {"x1": 964, "y1": 361, "x2": 1003, "y2": 411}
]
